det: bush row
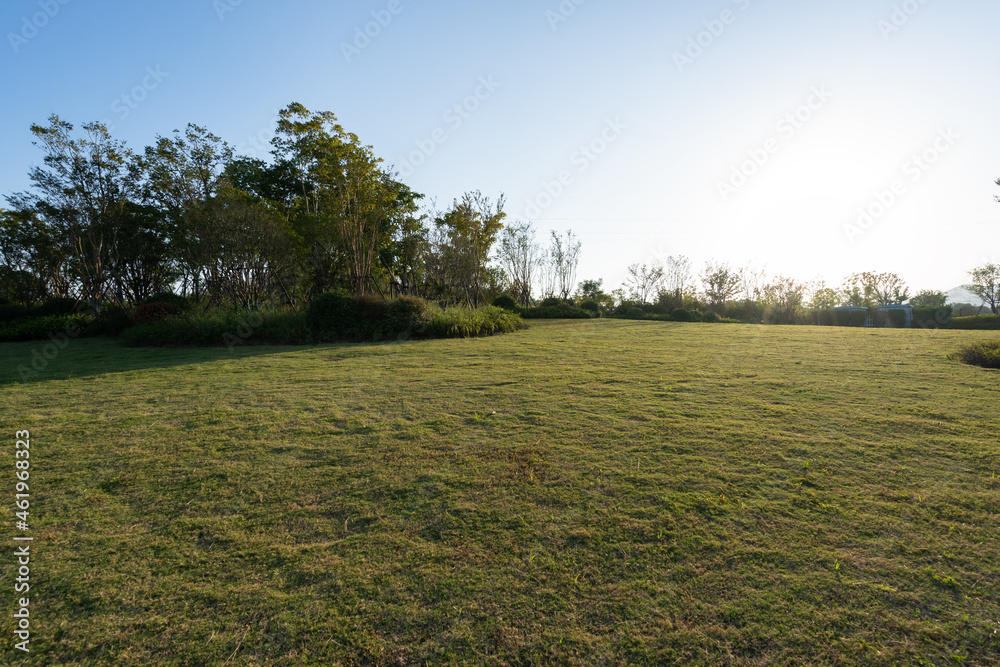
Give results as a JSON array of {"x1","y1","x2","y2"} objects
[
  {"x1": 121, "y1": 293, "x2": 525, "y2": 347},
  {"x1": 950, "y1": 315, "x2": 1000, "y2": 330},
  {"x1": 0, "y1": 314, "x2": 93, "y2": 343}
]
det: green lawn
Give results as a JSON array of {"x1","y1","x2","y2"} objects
[{"x1": 1, "y1": 320, "x2": 999, "y2": 665}]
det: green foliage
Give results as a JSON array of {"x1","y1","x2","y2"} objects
[
  {"x1": 0, "y1": 304, "x2": 33, "y2": 323},
  {"x1": 491, "y1": 295, "x2": 519, "y2": 312},
  {"x1": 539, "y1": 297, "x2": 562, "y2": 308},
  {"x1": 36, "y1": 297, "x2": 80, "y2": 316},
  {"x1": 623, "y1": 307, "x2": 647, "y2": 320},
  {"x1": 702, "y1": 310, "x2": 722, "y2": 323},
  {"x1": 914, "y1": 306, "x2": 952, "y2": 329},
  {"x1": 86, "y1": 306, "x2": 134, "y2": 337},
  {"x1": 909, "y1": 290, "x2": 948, "y2": 308},
  {"x1": 385, "y1": 296, "x2": 429, "y2": 337},
  {"x1": 668, "y1": 308, "x2": 696, "y2": 322},
  {"x1": 306, "y1": 289, "x2": 360, "y2": 339},
  {"x1": 122, "y1": 309, "x2": 311, "y2": 347},
  {"x1": 0, "y1": 314, "x2": 91, "y2": 342},
  {"x1": 423, "y1": 305, "x2": 525, "y2": 338},
  {"x1": 579, "y1": 300, "x2": 601, "y2": 315},
  {"x1": 142, "y1": 291, "x2": 190, "y2": 311},
  {"x1": 521, "y1": 304, "x2": 594, "y2": 319},
  {"x1": 878, "y1": 307, "x2": 909, "y2": 328},
  {"x1": 950, "y1": 315, "x2": 1000, "y2": 330},
  {"x1": 133, "y1": 302, "x2": 183, "y2": 325},
  {"x1": 817, "y1": 308, "x2": 871, "y2": 327},
  {"x1": 953, "y1": 340, "x2": 1000, "y2": 369}
]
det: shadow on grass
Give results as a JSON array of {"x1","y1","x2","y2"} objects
[{"x1": 0, "y1": 336, "x2": 410, "y2": 387}]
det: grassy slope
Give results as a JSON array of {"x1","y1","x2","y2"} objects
[{"x1": 1, "y1": 321, "x2": 998, "y2": 665}]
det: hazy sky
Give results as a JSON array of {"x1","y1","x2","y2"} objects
[{"x1": 2, "y1": 0, "x2": 998, "y2": 294}]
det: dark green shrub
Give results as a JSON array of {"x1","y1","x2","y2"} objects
[
  {"x1": 539, "y1": 297, "x2": 562, "y2": 308},
  {"x1": 251, "y1": 310, "x2": 311, "y2": 345},
  {"x1": 386, "y1": 296, "x2": 428, "y2": 337},
  {"x1": 878, "y1": 308, "x2": 909, "y2": 328},
  {"x1": 306, "y1": 290, "x2": 359, "y2": 339},
  {"x1": 521, "y1": 306, "x2": 593, "y2": 319},
  {"x1": 623, "y1": 307, "x2": 646, "y2": 320},
  {"x1": 0, "y1": 305, "x2": 33, "y2": 323},
  {"x1": 0, "y1": 314, "x2": 91, "y2": 342},
  {"x1": 354, "y1": 295, "x2": 388, "y2": 339},
  {"x1": 579, "y1": 300, "x2": 600, "y2": 315},
  {"x1": 702, "y1": 311, "x2": 721, "y2": 323},
  {"x1": 830, "y1": 308, "x2": 871, "y2": 327},
  {"x1": 949, "y1": 315, "x2": 1000, "y2": 330},
  {"x1": 953, "y1": 340, "x2": 1000, "y2": 369},
  {"x1": 142, "y1": 291, "x2": 190, "y2": 311},
  {"x1": 36, "y1": 297, "x2": 80, "y2": 316},
  {"x1": 123, "y1": 309, "x2": 311, "y2": 347},
  {"x1": 491, "y1": 295, "x2": 519, "y2": 312},
  {"x1": 668, "y1": 308, "x2": 695, "y2": 323},
  {"x1": 86, "y1": 306, "x2": 134, "y2": 337},
  {"x1": 133, "y1": 302, "x2": 183, "y2": 325},
  {"x1": 914, "y1": 306, "x2": 952, "y2": 329}
]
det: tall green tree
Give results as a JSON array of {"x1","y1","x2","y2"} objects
[
  {"x1": 8, "y1": 116, "x2": 140, "y2": 313},
  {"x1": 434, "y1": 191, "x2": 506, "y2": 306}
]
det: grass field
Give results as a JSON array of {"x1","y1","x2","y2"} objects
[{"x1": 1, "y1": 320, "x2": 999, "y2": 665}]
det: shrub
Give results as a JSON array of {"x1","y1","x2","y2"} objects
[
  {"x1": 306, "y1": 290, "x2": 360, "y2": 339},
  {"x1": 123, "y1": 308, "x2": 311, "y2": 347},
  {"x1": 824, "y1": 308, "x2": 871, "y2": 327},
  {"x1": 539, "y1": 297, "x2": 562, "y2": 308},
  {"x1": 521, "y1": 306, "x2": 593, "y2": 319},
  {"x1": 878, "y1": 308, "x2": 909, "y2": 328},
  {"x1": 142, "y1": 292, "x2": 190, "y2": 311},
  {"x1": 950, "y1": 315, "x2": 1000, "y2": 330},
  {"x1": 622, "y1": 307, "x2": 646, "y2": 320},
  {"x1": 133, "y1": 302, "x2": 183, "y2": 325},
  {"x1": 386, "y1": 296, "x2": 429, "y2": 337},
  {"x1": 36, "y1": 297, "x2": 80, "y2": 317},
  {"x1": 0, "y1": 314, "x2": 92, "y2": 342},
  {"x1": 86, "y1": 306, "x2": 134, "y2": 337},
  {"x1": 702, "y1": 311, "x2": 721, "y2": 323},
  {"x1": 354, "y1": 295, "x2": 389, "y2": 339},
  {"x1": 423, "y1": 306, "x2": 525, "y2": 338},
  {"x1": 668, "y1": 308, "x2": 696, "y2": 323},
  {"x1": 491, "y1": 295, "x2": 519, "y2": 312},
  {"x1": 953, "y1": 340, "x2": 1000, "y2": 369},
  {"x1": 0, "y1": 304, "x2": 33, "y2": 323},
  {"x1": 579, "y1": 300, "x2": 600, "y2": 315},
  {"x1": 914, "y1": 306, "x2": 952, "y2": 329}
]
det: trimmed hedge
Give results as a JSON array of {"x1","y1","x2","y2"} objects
[
  {"x1": 122, "y1": 309, "x2": 312, "y2": 347},
  {"x1": 668, "y1": 308, "x2": 697, "y2": 323},
  {"x1": 953, "y1": 340, "x2": 1000, "y2": 369},
  {"x1": 521, "y1": 305, "x2": 594, "y2": 319},
  {"x1": 950, "y1": 315, "x2": 1000, "y2": 330},
  {"x1": 0, "y1": 314, "x2": 92, "y2": 342}
]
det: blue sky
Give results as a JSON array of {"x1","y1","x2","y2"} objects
[{"x1": 2, "y1": 0, "x2": 998, "y2": 295}]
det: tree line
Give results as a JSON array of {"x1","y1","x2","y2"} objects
[
  {"x1": 2, "y1": 105, "x2": 997, "y2": 322},
  {"x1": 0, "y1": 104, "x2": 582, "y2": 314}
]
